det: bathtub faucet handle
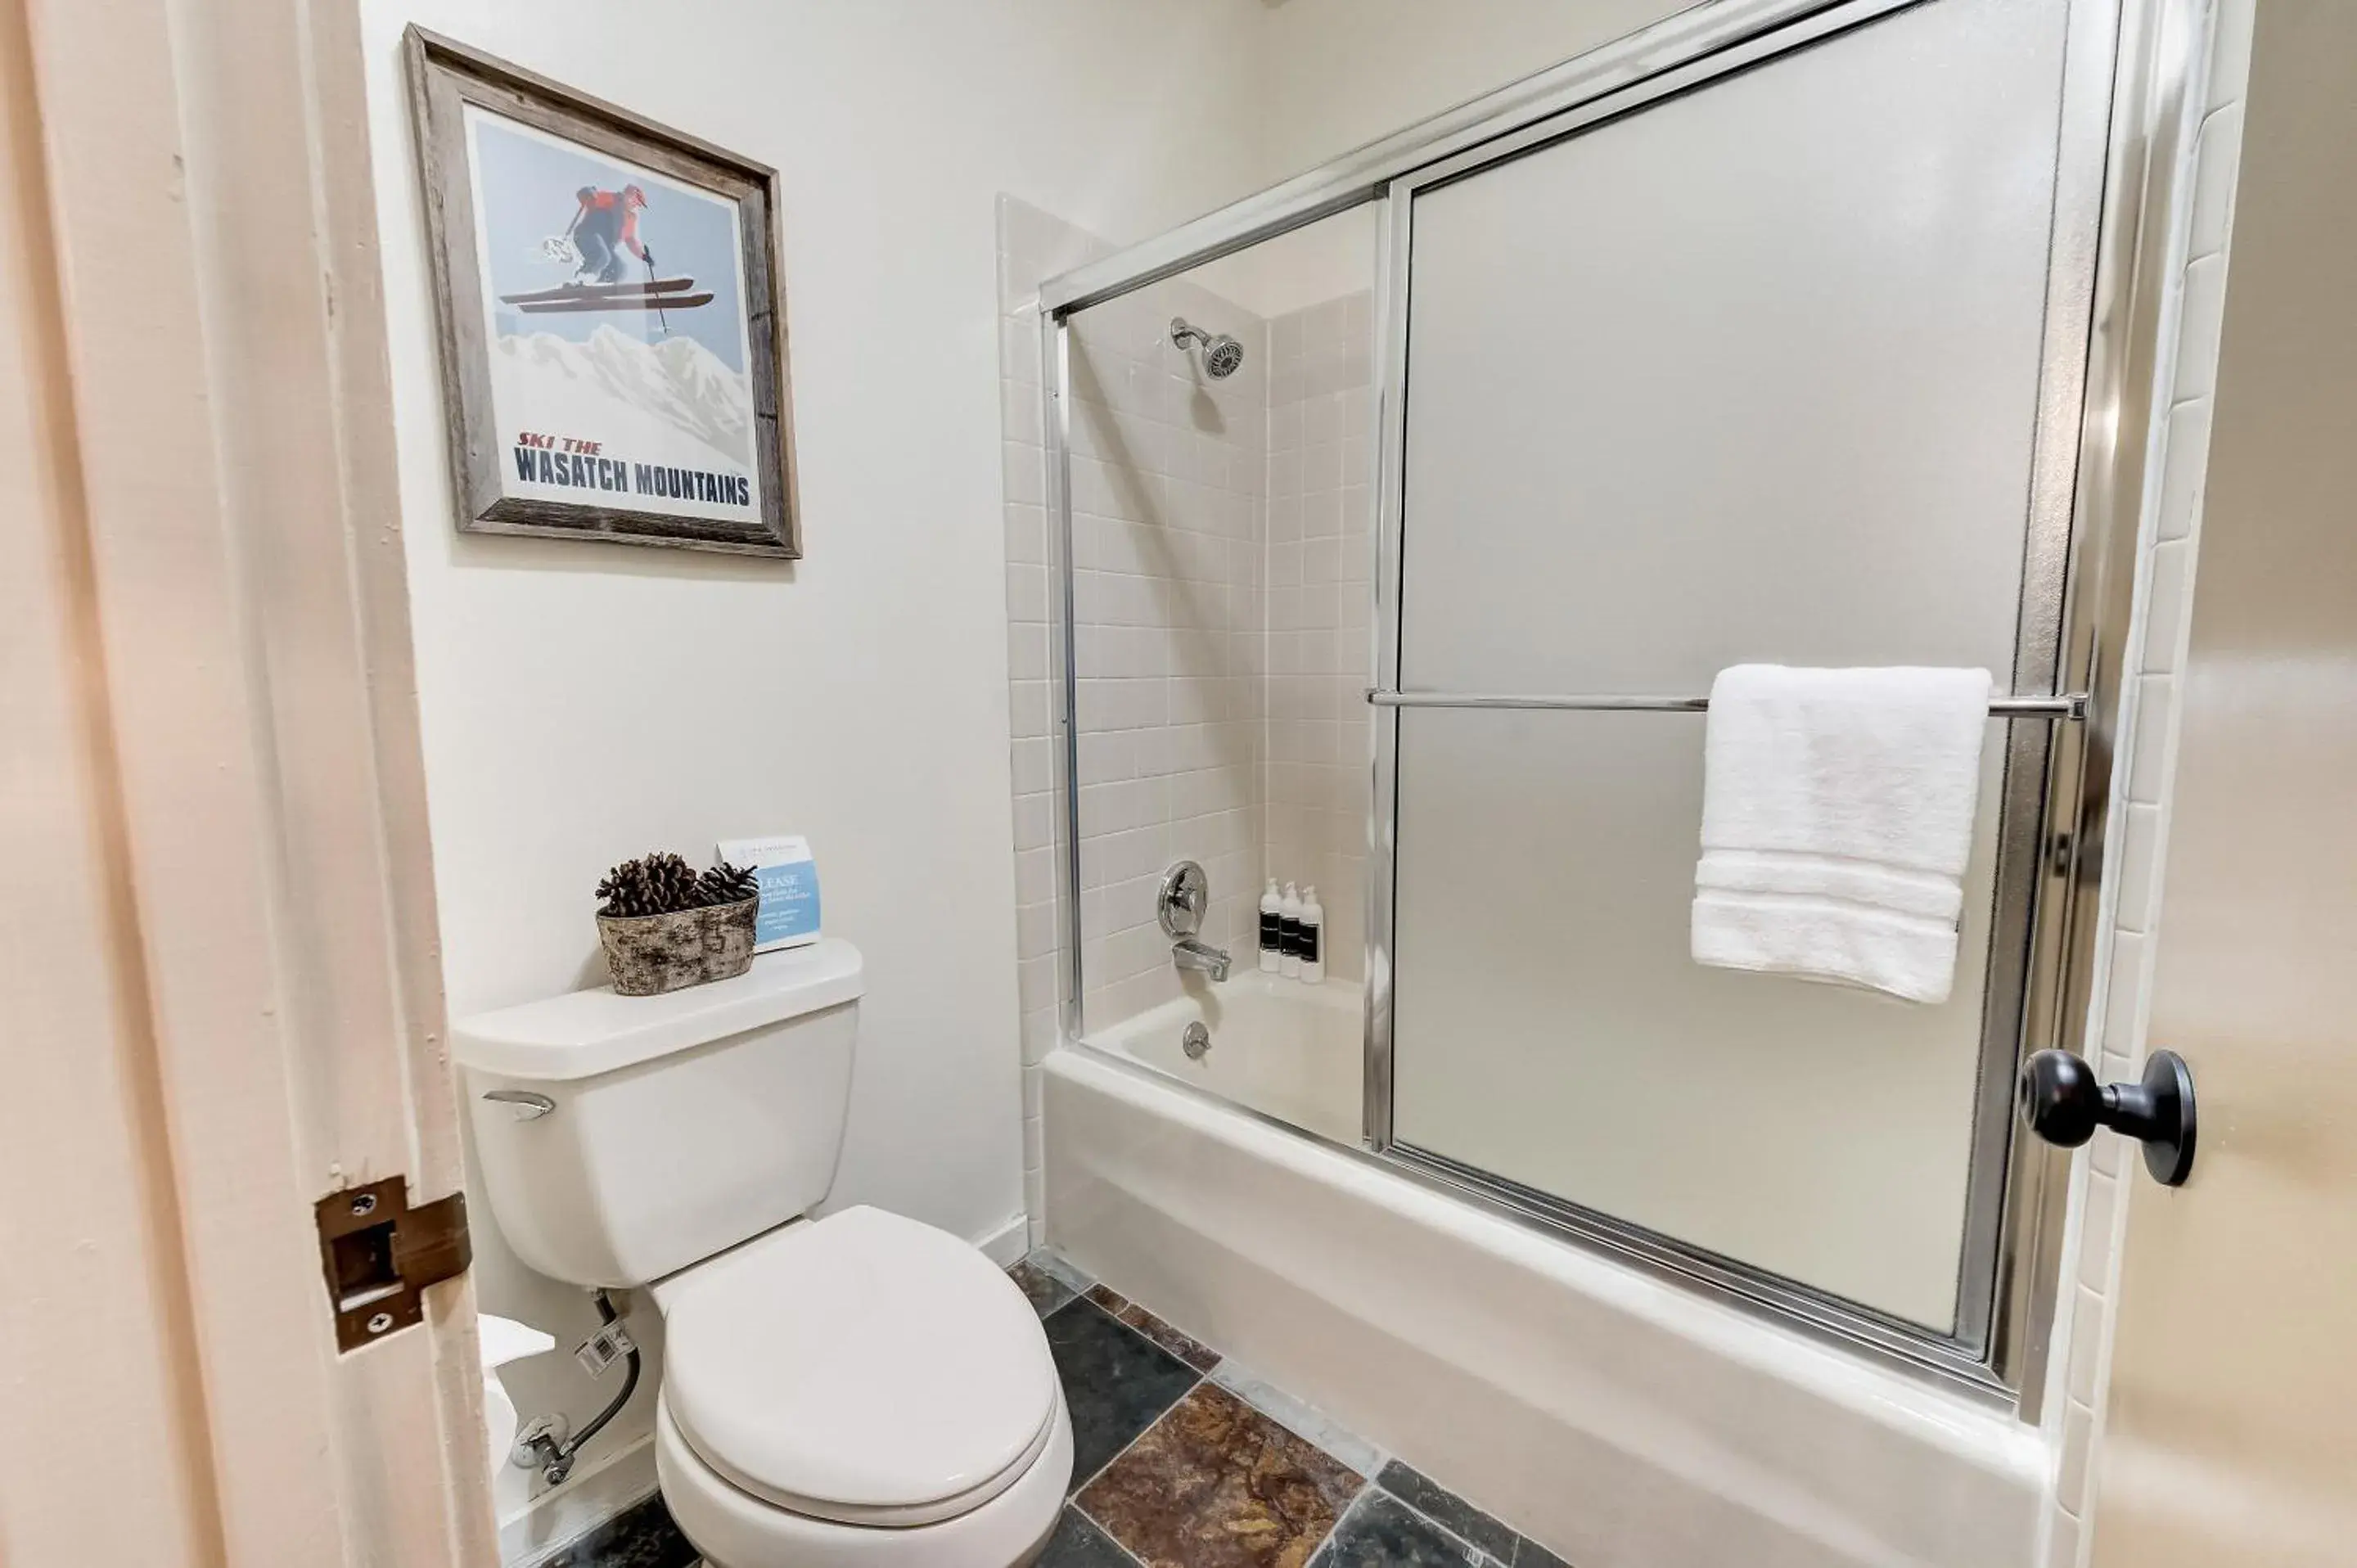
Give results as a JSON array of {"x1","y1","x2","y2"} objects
[{"x1": 1157, "y1": 861, "x2": 1210, "y2": 939}]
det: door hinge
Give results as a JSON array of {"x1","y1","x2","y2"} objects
[{"x1": 314, "y1": 1176, "x2": 471, "y2": 1353}]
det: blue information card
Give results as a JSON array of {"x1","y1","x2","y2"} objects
[{"x1": 717, "y1": 835, "x2": 822, "y2": 953}]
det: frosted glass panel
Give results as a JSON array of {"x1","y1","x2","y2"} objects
[
  {"x1": 1398, "y1": 0, "x2": 2065, "y2": 694},
  {"x1": 1392, "y1": 711, "x2": 2005, "y2": 1327},
  {"x1": 1387, "y1": 0, "x2": 2070, "y2": 1329}
]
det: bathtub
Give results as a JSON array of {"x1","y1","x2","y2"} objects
[
  {"x1": 1042, "y1": 1039, "x2": 2047, "y2": 1568},
  {"x1": 1084, "y1": 971, "x2": 1362, "y2": 1143}
]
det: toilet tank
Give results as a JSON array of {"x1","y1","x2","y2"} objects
[{"x1": 453, "y1": 940, "x2": 863, "y2": 1287}]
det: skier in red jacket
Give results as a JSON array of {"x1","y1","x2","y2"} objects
[{"x1": 566, "y1": 182, "x2": 652, "y2": 285}]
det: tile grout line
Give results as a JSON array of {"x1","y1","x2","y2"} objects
[
  {"x1": 1067, "y1": 1295, "x2": 1390, "y2": 1568},
  {"x1": 1380, "y1": 1483, "x2": 1517, "y2": 1567},
  {"x1": 1206, "y1": 1359, "x2": 1391, "y2": 1483},
  {"x1": 1318, "y1": 1458, "x2": 1538, "y2": 1566},
  {"x1": 1305, "y1": 1481, "x2": 1376, "y2": 1568},
  {"x1": 1072, "y1": 1363, "x2": 1377, "y2": 1568},
  {"x1": 1031, "y1": 1257, "x2": 1545, "y2": 1566},
  {"x1": 1053, "y1": 1295, "x2": 1211, "y2": 1506},
  {"x1": 1066, "y1": 1496, "x2": 1156, "y2": 1568},
  {"x1": 1066, "y1": 1356, "x2": 1205, "y2": 1568},
  {"x1": 1065, "y1": 1365, "x2": 1205, "y2": 1503},
  {"x1": 1044, "y1": 1263, "x2": 1479, "y2": 1565},
  {"x1": 1057, "y1": 1290, "x2": 1364, "y2": 1568}
]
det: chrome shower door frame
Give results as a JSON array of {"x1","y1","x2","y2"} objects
[{"x1": 1039, "y1": 0, "x2": 2197, "y2": 1415}]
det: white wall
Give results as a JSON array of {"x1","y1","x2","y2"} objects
[
  {"x1": 1251, "y1": 0, "x2": 1692, "y2": 186},
  {"x1": 358, "y1": 0, "x2": 1269, "y2": 1544},
  {"x1": 1192, "y1": 202, "x2": 1377, "y2": 321}
]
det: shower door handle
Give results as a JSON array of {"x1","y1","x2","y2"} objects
[{"x1": 2017, "y1": 1049, "x2": 2197, "y2": 1187}]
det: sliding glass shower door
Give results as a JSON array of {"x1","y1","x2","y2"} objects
[{"x1": 1377, "y1": 0, "x2": 2087, "y2": 1339}]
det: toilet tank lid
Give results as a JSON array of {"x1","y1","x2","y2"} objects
[{"x1": 452, "y1": 939, "x2": 863, "y2": 1082}]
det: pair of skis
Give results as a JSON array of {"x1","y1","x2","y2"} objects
[{"x1": 499, "y1": 277, "x2": 714, "y2": 315}]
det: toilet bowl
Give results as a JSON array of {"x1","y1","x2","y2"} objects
[
  {"x1": 453, "y1": 942, "x2": 1070, "y2": 1567},
  {"x1": 650, "y1": 1206, "x2": 1069, "y2": 1566}
]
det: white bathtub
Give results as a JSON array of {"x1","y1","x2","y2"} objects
[
  {"x1": 1084, "y1": 971, "x2": 1363, "y2": 1143},
  {"x1": 1042, "y1": 1040, "x2": 2047, "y2": 1568}
]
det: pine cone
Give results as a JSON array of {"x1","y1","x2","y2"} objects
[
  {"x1": 597, "y1": 851, "x2": 707, "y2": 917},
  {"x1": 697, "y1": 859, "x2": 760, "y2": 907},
  {"x1": 593, "y1": 861, "x2": 643, "y2": 917}
]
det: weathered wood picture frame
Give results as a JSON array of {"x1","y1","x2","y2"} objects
[{"x1": 404, "y1": 29, "x2": 800, "y2": 556}]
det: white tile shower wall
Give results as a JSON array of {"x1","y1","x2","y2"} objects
[
  {"x1": 2040, "y1": 2, "x2": 2254, "y2": 1564},
  {"x1": 1066, "y1": 279, "x2": 1269, "y2": 1025},
  {"x1": 998, "y1": 198, "x2": 1273, "y2": 1232},
  {"x1": 1261, "y1": 292, "x2": 1376, "y2": 980},
  {"x1": 998, "y1": 199, "x2": 1387, "y2": 1237}
]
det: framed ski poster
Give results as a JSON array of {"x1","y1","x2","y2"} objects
[{"x1": 404, "y1": 29, "x2": 800, "y2": 556}]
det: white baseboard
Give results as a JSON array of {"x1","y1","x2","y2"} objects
[
  {"x1": 975, "y1": 1210, "x2": 1031, "y2": 1267},
  {"x1": 501, "y1": 1433, "x2": 656, "y2": 1567}
]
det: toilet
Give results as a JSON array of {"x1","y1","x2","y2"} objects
[{"x1": 453, "y1": 939, "x2": 1070, "y2": 1567}]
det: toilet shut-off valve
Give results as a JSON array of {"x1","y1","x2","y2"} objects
[{"x1": 512, "y1": 1287, "x2": 642, "y2": 1486}]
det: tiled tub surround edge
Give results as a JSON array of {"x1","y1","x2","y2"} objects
[
  {"x1": 998, "y1": 196, "x2": 1113, "y2": 1246},
  {"x1": 2036, "y1": 2, "x2": 2258, "y2": 1564},
  {"x1": 1043, "y1": 1044, "x2": 2044, "y2": 1568}
]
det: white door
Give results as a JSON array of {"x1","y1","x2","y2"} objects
[
  {"x1": 2089, "y1": 7, "x2": 2357, "y2": 1563},
  {"x1": 0, "y1": 0, "x2": 491, "y2": 1562}
]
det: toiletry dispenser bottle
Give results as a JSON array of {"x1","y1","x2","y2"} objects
[
  {"x1": 1300, "y1": 885, "x2": 1324, "y2": 984},
  {"x1": 1259, "y1": 880, "x2": 1282, "y2": 973},
  {"x1": 1279, "y1": 883, "x2": 1303, "y2": 980}
]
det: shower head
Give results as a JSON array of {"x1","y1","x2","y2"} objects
[{"x1": 1170, "y1": 318, "x2": 1245, "y2": 380}]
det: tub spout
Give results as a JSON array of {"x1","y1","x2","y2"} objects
[{"x1": 1172, "y1": 937, "x2": 1232, "y2": 982}]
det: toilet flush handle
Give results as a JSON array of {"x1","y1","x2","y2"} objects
[{"x1": 483, "y1": 1088, "x2": 557, "y2": 1121}]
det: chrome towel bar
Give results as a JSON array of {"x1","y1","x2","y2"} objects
[{"x1": 1367, "y1": 689, "x2": 2088, "y2": 719}]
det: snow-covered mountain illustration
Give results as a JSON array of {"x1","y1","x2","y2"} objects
[{"x1": 493, "y1": 326, "x2": 753, "y2": 466}]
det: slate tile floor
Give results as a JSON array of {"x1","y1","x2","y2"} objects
[
  {"x1": 567, "y1": 1251, "x2": 1571, "y2": 1568},
  {"x1": 536, "y1": 1490, "x2": 698, "y2": 1568},
  {"x1": 1022, "y1": 1251, "x2": 1574, "y2": 1568}
]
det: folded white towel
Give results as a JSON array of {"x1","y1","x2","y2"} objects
[{"x1": 1691, "y1": 665, "x2": 1993, "y2": 1004}]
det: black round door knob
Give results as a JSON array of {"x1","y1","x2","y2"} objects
[
  {"x1": 2017, "y1": 1049, "x2": 2104, "y2": 1147},
  {"x1": 2017, "y1": 1048, "x2": 2197, "y2": 1187}
]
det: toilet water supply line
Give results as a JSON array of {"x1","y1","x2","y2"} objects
[{"x1": 516, "y1": 1289, "x2": 642, "y2": 1486}]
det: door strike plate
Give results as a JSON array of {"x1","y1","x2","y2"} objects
[{"x1": 314, "y1": 1176, "x2": 471, "y2": 1353}]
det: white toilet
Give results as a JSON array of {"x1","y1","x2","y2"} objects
[{"x1": 453, "y1": 939, "x2": 1071, "y2": 1567}]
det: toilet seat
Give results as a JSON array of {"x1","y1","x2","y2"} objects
[
  {"x1": 656, "y1": 1386, "x2": 1072, "y2": 1568},
  {"x1": 657, "y1": 1206, "x2": 1061, "y2": 1529}
]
